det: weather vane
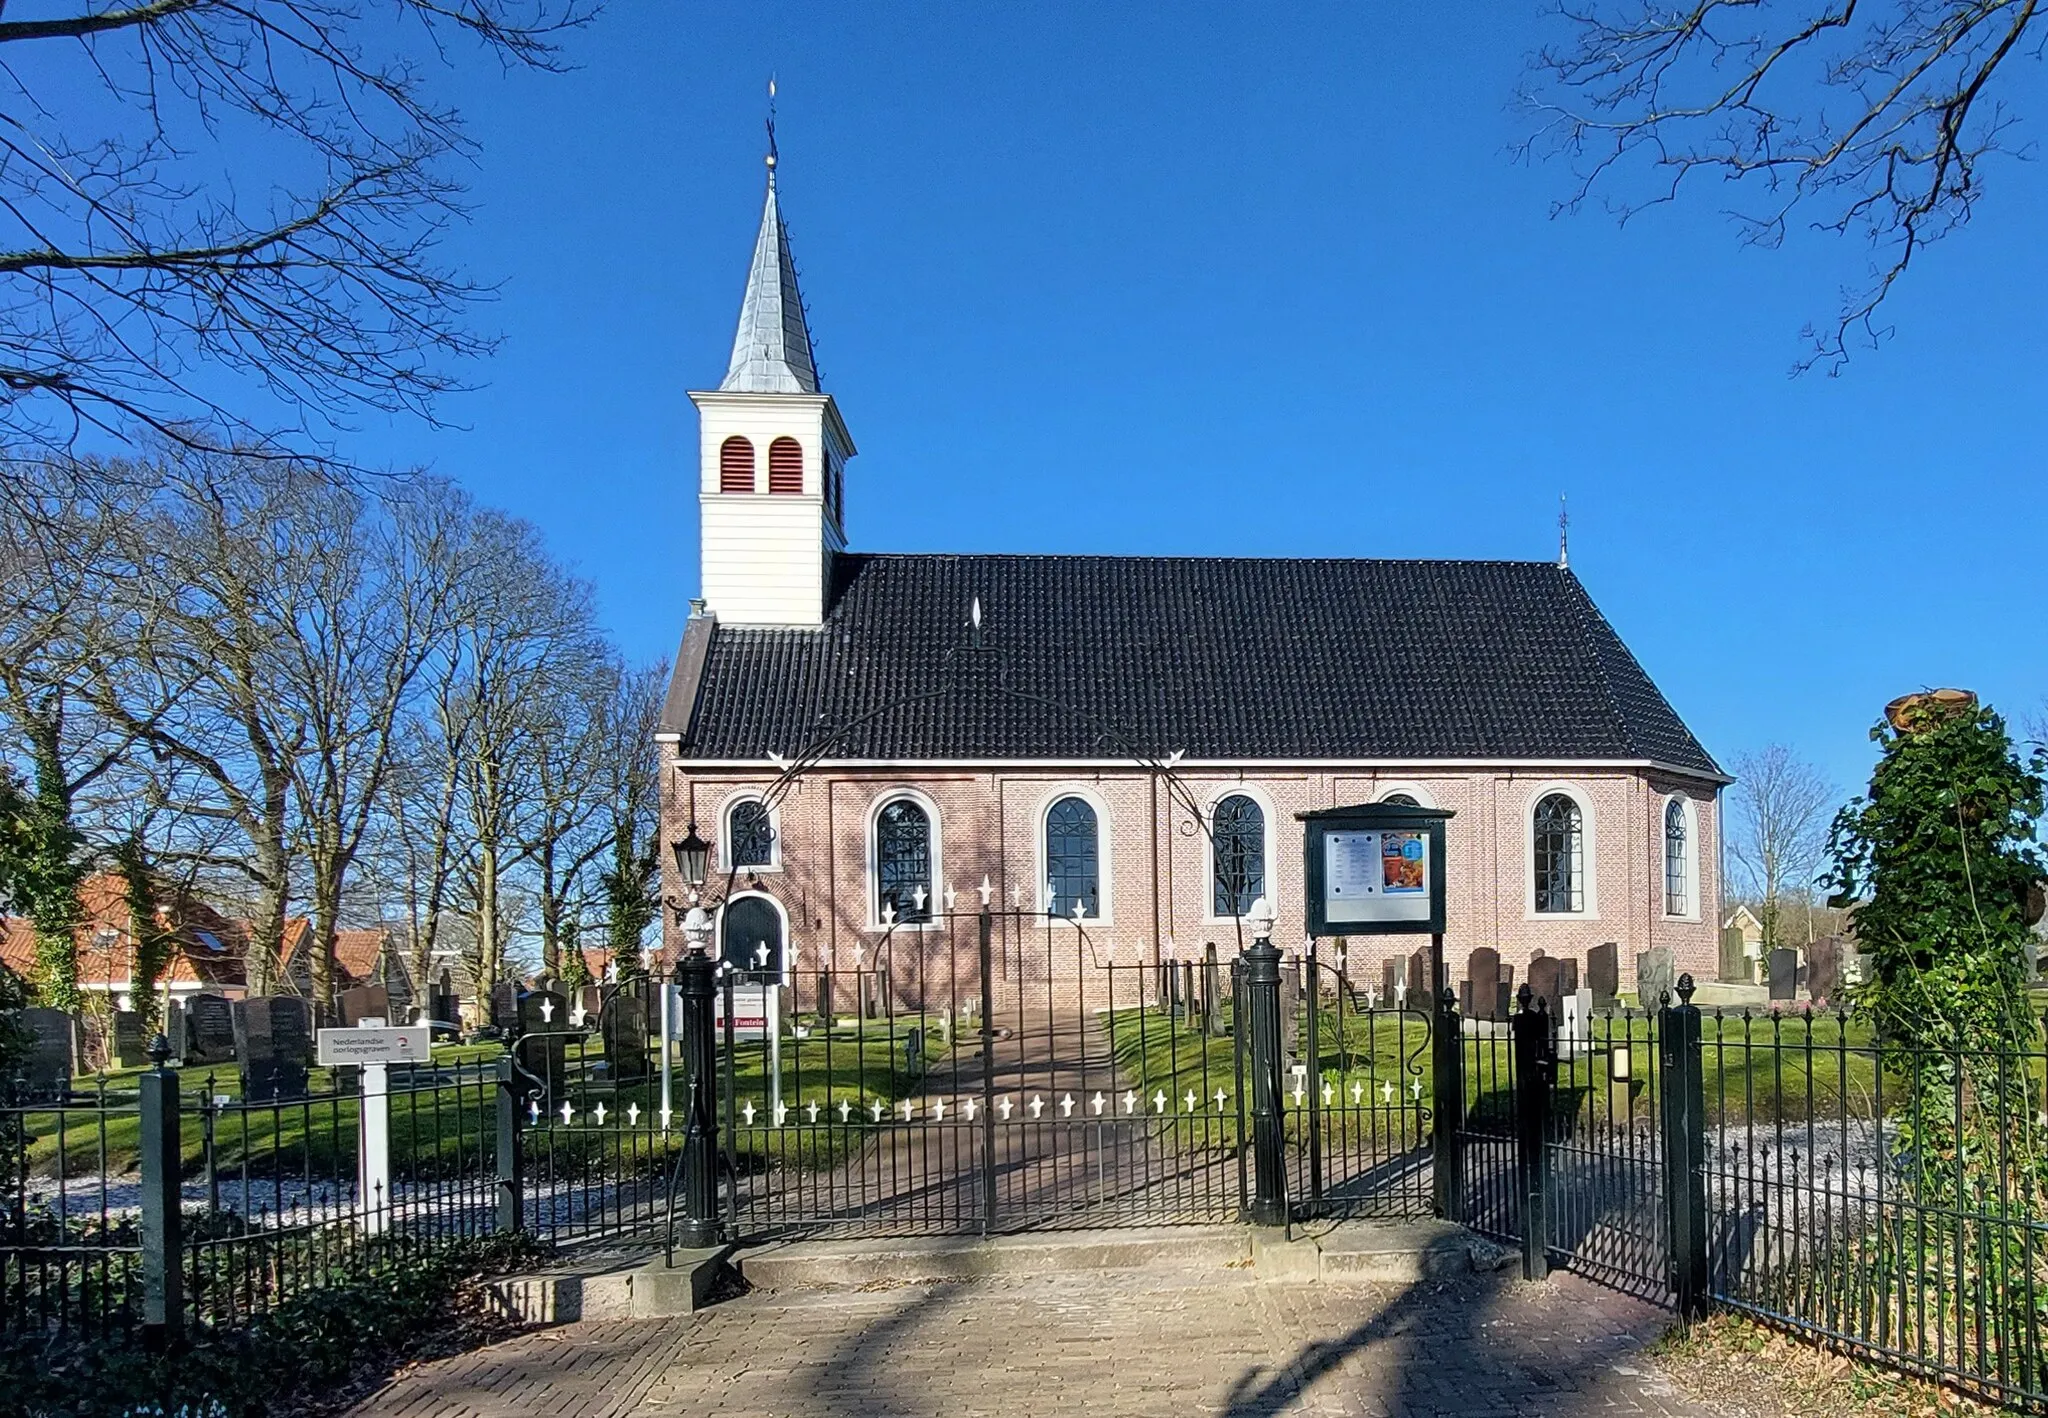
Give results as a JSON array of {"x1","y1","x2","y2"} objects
[
  {"x1": 1557, "y1": 494, "x2": 1569, "y2": 570},
  {"x1": 765, "y1": 76, "x2": 779, "y2": 178}
]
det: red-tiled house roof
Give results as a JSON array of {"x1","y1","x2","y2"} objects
[{"x1": 0, "y1": 874, "x2": 252, "y2": 994}]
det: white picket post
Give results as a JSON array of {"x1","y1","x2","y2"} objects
[{"x1": 359, "y1": 1060, "x2": 390, "y2": 1235}]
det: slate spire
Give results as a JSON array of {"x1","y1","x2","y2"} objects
[{"x1": 719, "y1": 141, "x2": 820, "y2": 395}]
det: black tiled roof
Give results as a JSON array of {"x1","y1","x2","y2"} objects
[{"x1": 673, "y1": 554, "x2": 1721, "y2": 775}]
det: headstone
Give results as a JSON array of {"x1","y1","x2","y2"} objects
[
  {"x1": 1560, "y1": 987, "x2": 1593, "y2": 1059},
  {"x1": 1408, "y1": 947, "x2": 1432, "y2": 1005},
  {"x1": 599, "y1": 987, "x2": 650, "y2": 1081},
  {"x1": 1496, "y1": 963, "x2": 1515, "y2": 1024},
  {"x1": 337, "y1": 984, "x2": 389, "y2": 1027},
  {"x1": 183, "y1": 992, "x2": 237, "y2": 1065},
  {"x1": 1588, "y1": 942, "x2": 1620, "y2": 1010},
  {"x1": 1528, "y1": 955, "x2": 1564, "y2": 1023},
  {"x1": 490, "y1": 980, "x2": 519, "y2": 1032},
  {"x1": 1380, "y1": 957, "x2": 1402, "y2": 1006},
  {"x1": 15, "y1": 1007, "x2": 74, "y2": 1100},
  {"x1": 1808, "y1": 936, "x2": 1842, "y2": 1006},
  {"x1": 1559, "y1": 958, "x2": 1580, "y2": 1000},
  {"x1": 1636, "y1": 948, "x2": 1676, "y2": 1011},
  {"x1": 234, "y1": 996, "x2": 310, "y2": 1102},
  {"x1": 1768, "y1": 948, "x2": 1799, "y2": 1003},
  {"x1": 1719, "y1": 925, "x2": 1748, "y2": 982},
  {"x1": 576, "y1": 985, "x2": 603, "y2": 1027},
  {"x1": 112, "y1": 1010, "x2": 148, "y2": 1069},
  {"x1": 1465, "y1": 948, "x2": 1501, "y2": 1021},
  {"x1": 516, "y1": 989, "x2": 568, "y2": 1103},
  {"x1": 1202, "y1": 943, "x2": 1224, "y2": 1036}
]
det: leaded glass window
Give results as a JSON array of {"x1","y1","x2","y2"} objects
[
  {"x1": 1664, "y1": 798, "x2": 1689, "y2": 917},
  {"x1": 875, "y1": 798, "x2": 933, "y2": 923},
  {"x1": 1044, "y1": 796, "x2": 1100, "y2": 918},
  {"x1": 1212, "y1": 794, "x2": 1265, "y2": 917},
  {"x1": 1382, "y1": 793, "x2": 1419, "y2": 807},
  {"x1": 728, "y1": 799, "x2": 775, "y2": 869},
  {"x1": 1533, "y1": 793, "x2": 1584, "y2": 914}
]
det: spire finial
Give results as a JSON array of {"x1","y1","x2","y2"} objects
[
  {"x1": 1557, "y1": 493, "x2": 1569, "y2": 570},
  {"x1": 765, "y1": 76, "x2": 779, "y2": 184}
]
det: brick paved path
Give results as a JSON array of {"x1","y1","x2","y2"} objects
[{"x1": 354, "y1": 1268, "x2": 1739, "y2": 1418}]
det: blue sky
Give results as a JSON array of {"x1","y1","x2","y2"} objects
[{"x1": 343, "y1": 2, "x2": 2047, "y2": 801}]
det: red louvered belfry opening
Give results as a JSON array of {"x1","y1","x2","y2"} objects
[
  {"x1": 768, "y1": 437, "x2": 804, "y2": 494},
  {"x1": 719, "y1": 437, "x2": 755, "y2": 493}
]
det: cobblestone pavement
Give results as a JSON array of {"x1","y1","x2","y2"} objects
[{"x1": 354, "y1": 1267, "x2": 1745, "y2": 1418}]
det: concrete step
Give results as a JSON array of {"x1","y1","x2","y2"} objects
[{"x1": 481, "y1": 1244, "x2": 733, "y2": 1324}]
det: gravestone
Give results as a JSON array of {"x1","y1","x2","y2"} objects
[
  {"x1": 1560, "y1": 987, "x2": 1593, "y2": 1059},
  {"x1": 575, "y1": 986, "x2": 603, "y2": 1028},
  {"x1": 1528, "y1": 955, "x2": 1565, "y2": 1023},
  {"x1": 1380, "y1": 956, "x2": 1403, "y2": 1007},
  {"x1": 599, "y1": 987, "x2": 650, "y2": 1082},
  {"x1": 1768, "y1": 948, "x2": 1800, "y2": 1003},
  {"x1": 112, "y1": 1009, "x2": 149, "y2": 1069},
  {"x1": 1202, "y1": 943, "x2": 1224, "y2": 1036},
  {"x1": 1588, "y1": 942, "x2": 1620, "y2": 1010},
  {"x1": 1559, "y1": 957, "x2": 1580, "y2": 999},
  {"x1": 15, "y1": 1007, "x2": 74, "y2": 1100},
  {"x1": 1407, "y1": 947, "x2": 1432, "y2": 1005},
  {"x1": 490, "y1": 980, "x2": 519, "y2": 1032},
  {"x1": 1808, "y1": 936, "x2": 1842, "y2": 1007},
  {"x1": 337, "y1": 984, "x2": 389, "y2": 1027},
  {"x1": 1636, "y1": 948, "x2": 1676, "y2": 1011},
  {"x1": 1496, "y1": 963, "x2": 1516, "y2": 1023},
  {"x1": 1465, "y1": 948, "x2": 1502, "y2": 1022},
  {"x1": 234, "y1": 997, "x2": 311, "y2": 1101},
  {"x1": 183, "y1": 992, "x2": 237, "y2": 1065},
  {"x1": 515, "y1": 989, "x2": 568, "y2": 1103}
]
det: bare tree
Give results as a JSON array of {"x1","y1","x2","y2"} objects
[
  {"x1": 0, "y1": 0, "x2": 592, "y2": 509},
  {"x1": 1729, "y1": 744, "x2": 1839, "y2": 951},
  {"x1": 1525, "y1": 2, "x2": 2045, "y2": 370}
]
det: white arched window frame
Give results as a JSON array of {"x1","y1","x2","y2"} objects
[
  {"x1": 866, "y1": 789, "x2": 942, "y2": 930},
  {"x1": 1204, "y1": 784, "x2": 1279, "y2": 923},
  {"x1": 1525, "y1": 782, "x2": 1599, "y2": 920},
  {"x1": 1376, "y1": 784, "x2": 1436, "y2": 809},
  {"x1": 1035, "y1": 785, "x2": 1113, "y2": 925},
  {"x1": 719, "y1": 790, "x2": 781, "y2": 874},
  {"x1": 1663, "y1": 794, "x2": 1700, "y2": 921},
  {"x1": 717, "y1": 890, "x2": 792, "y2": 985}
]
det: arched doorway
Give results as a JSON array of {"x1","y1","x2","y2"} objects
[{"x1": 720, "y1": 893, "x2": 786, "y2": 979}]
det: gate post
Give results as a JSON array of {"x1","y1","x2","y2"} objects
[
  {"x1": 495, "y1": 1053, "x2": 523, "y2": 1234},
  {"x1": 1431, "y1": 987, "x2": 1463, "y2": 1220},
  {"x1": 1241, "y1": 908, "x2": 1288, "y2": 1227},
  {"x1": 138, "y1": 1036, "x2": 183, "y2": 1348},
  {"x1": 1659, "y1": 973, "x2": 1710, "y2": 1322},
  {"x1": 1510, "y1": 984, "x2": 1554, "y2": 1281},
  {"x1": 674, "y1": 932, "x2": 721, "y2": 1248}
]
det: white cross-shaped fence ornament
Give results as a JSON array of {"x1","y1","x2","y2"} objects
[
  {"x1": 627, "y1": 1102, "x2": 640, "y2": 1126},
  {"x1": 806, "y1": 1101, "x2": 820, "y2": 1123},
  {"x1": 1380, "y1": 1080, "x2": 1396, "y2": 1104},
  {"x1": 912, "y1": 884, "x2": 928, "y2": 913},
  {"x1": 1010, "y1": 885, "x2": 1022, "y2": 908},
  {"x1": 1027, "y1": 1095, "x2": 1045, "y2": 1119},
  {"x1": 1153, "y1": 1089, "x2": 1168, "y2": 1114},
  {"x1": 560, "y1": 1101, "x2": 574, "y2": 1124},
  {"x1": 1411, "y1": 1078, "x2": 1424, "y2": 1101},
  {"x1": 754, "y1": 943, "x2": 770, "y2": 968},
  {"x1": 899, "y1": 1099, "x2": 913, "y2": 1121},
  {"x1": 1364, "y1": 986, "x2": 1380, "y2": 1010},
  {"x1": 854, "y1": 944, "x2": 866, "y2": 967},
  {"x1": 999, "y1": 1096, "x2": 1014, "y2": 1120},
  {"x1": 1291, "y1": 1082, "x2": 1305, "y2": 1106},
  {"x1": 1121, "y1": 1090, "x2": 1137, "y2": 1114},
  {"x1": 1183, "y1": 1090, "x2": 1198, "y2": 1113},
  {"x1": 1351, "y1": 1082, "x2": 1365, "y2": 1105},
  {"x1": 1058, "y1": 1094, "x2": 1075, "y2": 1118},
  {"x1": 978, "y1": 876, "x2": 993, "y2": 907},
  {"x1": 963, "y1": 1098, "x2": 978, "y2": 1121},
  {"x1": 594, "y1": 1102, "x2": 607, "y2": 1126},
  {"x1": 943, "y1": 882, "x2": 957, "y2": 911},
  {"x1": 1090, "y1": 1093, "x2": 1105, "y2": 1116},
  {"x1": 933, "y1": 1098, "x2": 946, "y2": 1121},
  {"x1": 659, "y1": 1104, "x2": 673, "y2": 1130},
  {"x1": 741, "y1": 1100, "x2": 756, "y2": 1125},
  {"x1": 1321, "y1": 1081, "x2": 1334, "y2": 1106},
  {"x1": 569, "y1": 1003, "x2": 586, "y2": 1028},
  {"x1": 539, "y1": 998, "x2": 555, "y2": 1024},
  {"x1": 774, "y1": 1101, "x2": 788, "y2": 1126},
  {"x1": 528, "y1": 1100, "x2": 541, "y2": 1124},
  {"x1": 1213, "y1": 1088, "x2": 1228, "y2": 1113},
  {"x1": 870, "y1": 1100, "x2": 884, "y2": 1122},
  {"x1": 838, "y1": 1100, "x2": 853, "y2": 1122},
  {"x1": 1395, "y1": 982, "x2": 1409, "y2": 1008}
]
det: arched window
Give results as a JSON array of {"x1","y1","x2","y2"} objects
[
  {"x1": 1664, "y1": 798, "x2": 1690, "y2": 917},
  {"x1": 1382, "y1": 793, "x2": 1419, "y2": 808},
  {"x1": 726, "y1": 798, "x2": 775, "y2": 870},
  {"x1": 721, "y1": 894, "x2": 785, "y2": 976},
  {"x1": 718, "y1": 436, "x2": 756, "y2": 493},
  {"x1": 1044, "y1": 796, "x2": 1100, "y2": 918},
  {"x1": 768, "y1": 436, "x2": 804, "y2": 494},
  {"x1": 1533, "y1": 793, "x2": 1585, "y2": 914},
  {"x1": 875, "y1": 798, "x2": 933, "y2": 923},
  {"x1": 1212, "y1": 794, "x2": 1265, "y2": 917}
]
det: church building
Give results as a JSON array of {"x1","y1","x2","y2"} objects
[{"x1": 657, "y1": 154, "x2": 1728, "y2": 995}]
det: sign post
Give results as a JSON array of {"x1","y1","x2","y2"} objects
[{"x1": 318, "y1": 1025, "x2": 427, "y2": 1235}]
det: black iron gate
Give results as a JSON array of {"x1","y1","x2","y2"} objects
[
  {"x1": 1442, "y1": 977, "x2": 1707, "y2": 1309},
  {"x1": 706, "y1": 911, "x2": 1437, "y2": 1240}
]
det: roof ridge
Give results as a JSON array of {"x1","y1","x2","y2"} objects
[{"x1": 840, "y1": 551, "x2": 1567, "y2": 569}]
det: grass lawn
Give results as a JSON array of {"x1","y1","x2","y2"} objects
[{"x1": 719, "y1": 1021, "x2": 950, "y2": 1170}]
